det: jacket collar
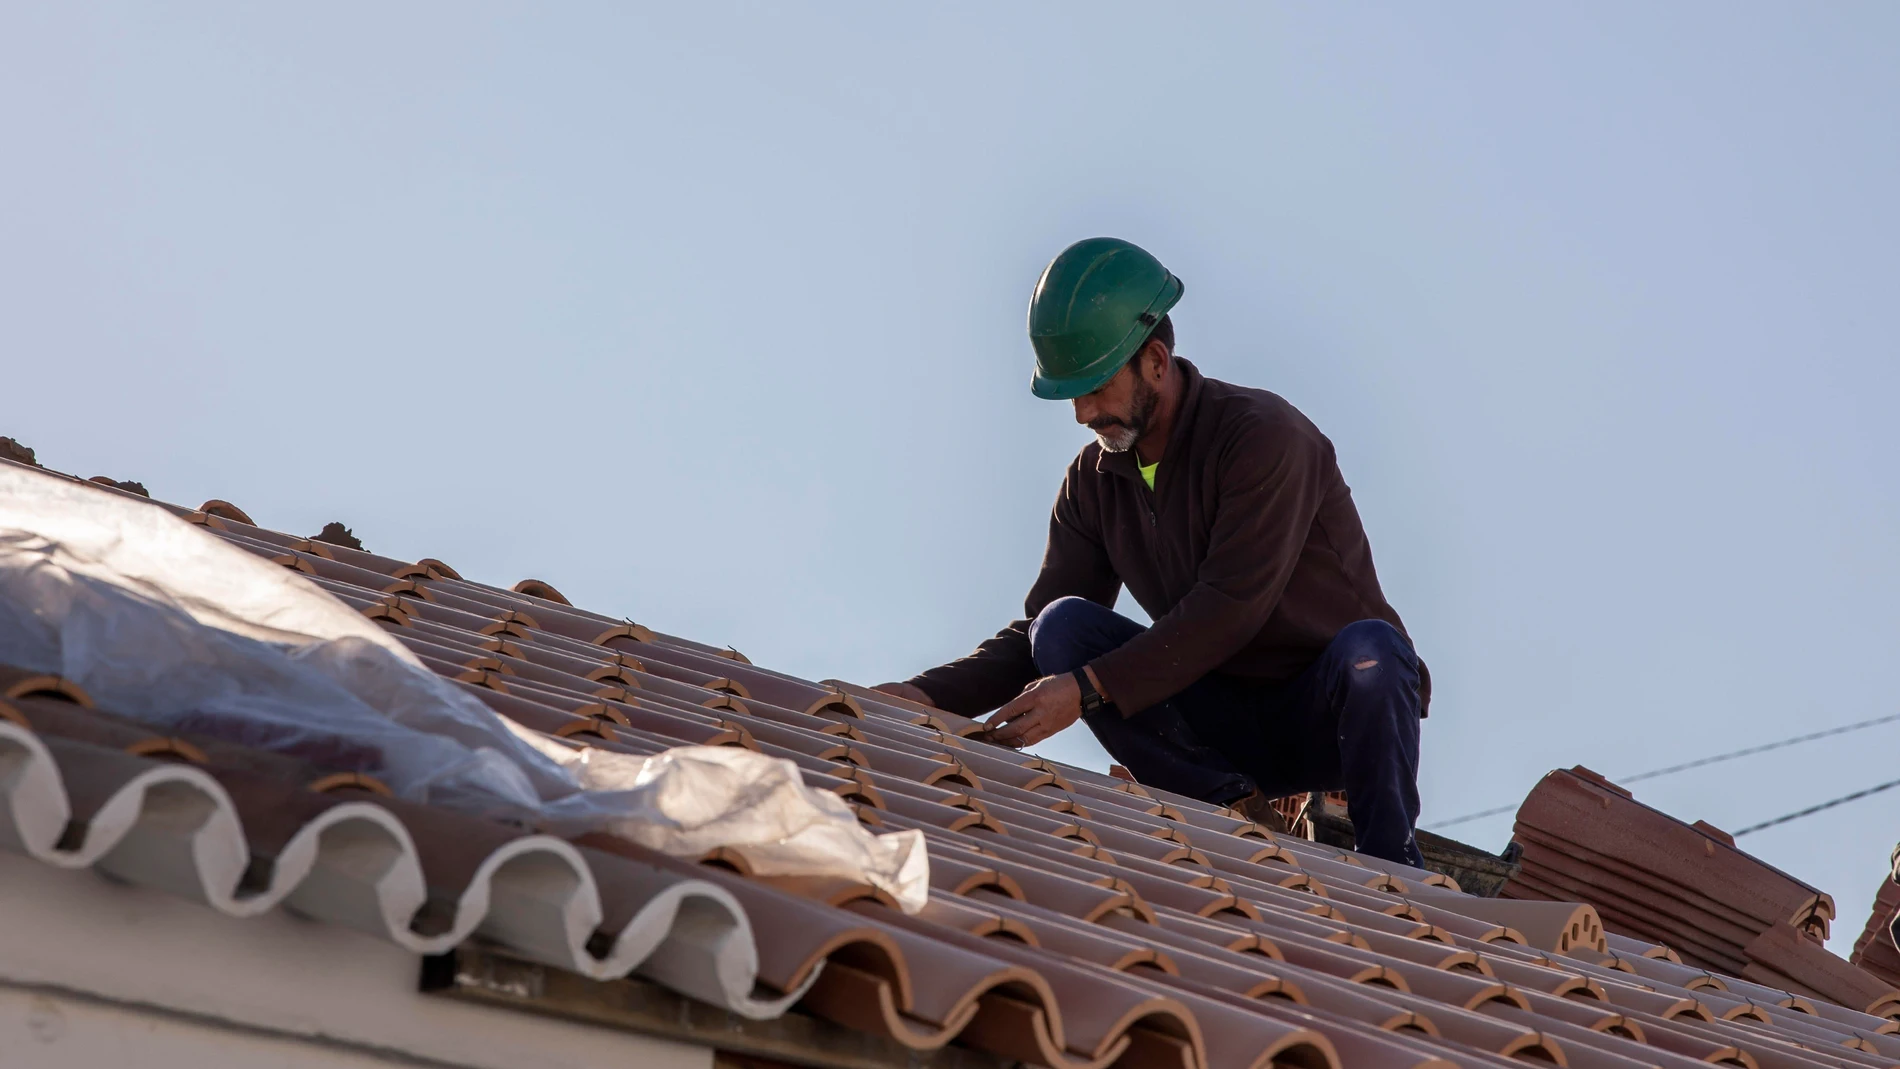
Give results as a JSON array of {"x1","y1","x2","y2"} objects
[{"x1": 1095, "y1": 357, "x2": 1207, "y2": 482}]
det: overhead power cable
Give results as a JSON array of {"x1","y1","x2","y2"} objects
[
  {"x1": 1424, "y1": 710, "x2": 1900, "y2": 832},
  {"x1": 1732, "y1": 777, "x2": 1900, "y2": 838},
  {"x1": 1616, "y1": 711, "x2": 1900, "y2": 784},
  {"x1": 1424, "y1": 801, "x2": 1525, "y2": 832}
]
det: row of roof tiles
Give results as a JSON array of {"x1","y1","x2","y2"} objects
[
  {"x1": 6, "y1": 449, "x2": 1900, "y2": 1069},
  {"x1": 0, "y1": 685, "x2": 809, "y2": 1017},
  {"x1": 1498, "y1": 767, "x2": 1900, "y2": 1020}
]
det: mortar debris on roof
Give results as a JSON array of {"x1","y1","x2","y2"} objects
[
  {"x1": 0, "y1": 437, "x2": 39, "y2": 467},
  {"x1": 87, "y1": 475, "x2": 150, "y2": 496},
  {"x1": 312, "y1": 520, "x2": 364, "y2": 551},
  {"x1": 5, "y1": 441, "x2": 1900, "y2": 1069}
]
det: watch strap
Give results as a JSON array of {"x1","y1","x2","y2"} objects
[{"x1": 1072, "y1": 668, "x2": 1105, "y2": 715}]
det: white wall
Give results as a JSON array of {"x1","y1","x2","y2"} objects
[
  {"x1": 0, "y1": 986, "x2": 426, "y2": 1069},
  {"x1": 0, "y1": 852, "x2": 711, "y2": 1069}
]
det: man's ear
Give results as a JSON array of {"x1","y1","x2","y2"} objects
[{"x1": 1144, "y1": 339, "x2": 1171, "y2": 381}]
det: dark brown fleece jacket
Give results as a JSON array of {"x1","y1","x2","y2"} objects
[{"x1": 910, "y1": 358, "x2": 1425, "y2": 717}]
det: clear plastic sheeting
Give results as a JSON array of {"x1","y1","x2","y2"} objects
[
  {"x1": 0, "y1": 464, "x2": 927, "y2": 913},
  {"x1": 0, "y1": 465, "x2": 567, "y2": 813}
]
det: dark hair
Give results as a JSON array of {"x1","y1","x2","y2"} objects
[
  {"x1": 1132, "y1": 314, "x2": 1174, "y2": 368},
  {"x1": 1148, "y1": 314, "x2": 1174, "y2": 353}
]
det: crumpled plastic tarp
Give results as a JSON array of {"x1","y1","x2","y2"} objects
[
  {"x1": 0, "y1": 463, "x2": 927, "y2": 912},
  {"x1": 523, "y1": 732, "x2": 927, "y2": 899}
]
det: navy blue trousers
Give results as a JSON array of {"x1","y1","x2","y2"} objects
[{"x1": 1030, "y1": 596, "x2": 1425, "y2": 867}]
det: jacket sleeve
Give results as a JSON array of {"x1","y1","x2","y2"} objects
[
  {"x1": 907, "y1": 458, "x2": 1120, "y2": 716},
  {"x1": 1090, "y1": 417, "x2": 1327, "y2": 716}
]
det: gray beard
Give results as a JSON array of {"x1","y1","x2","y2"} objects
[{"x1": 1091, "y1": 374, "x2": 1158, "y2": 454}]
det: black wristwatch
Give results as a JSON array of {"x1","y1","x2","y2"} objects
[{"x1": 1072, "y1": 668, "x2": 1106, "y2": 715}]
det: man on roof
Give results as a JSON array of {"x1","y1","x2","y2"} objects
[{"x1": 877, "y1": 237, "x2": 1428, "y2": 867}]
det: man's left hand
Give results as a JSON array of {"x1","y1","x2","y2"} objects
[{"x1": 984, "y1": 672, "x2": 1082, "y2": 749}]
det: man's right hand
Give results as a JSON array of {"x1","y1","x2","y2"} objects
[{"x1": 871, "y1": 681, "x2": 937, "y2": 708}]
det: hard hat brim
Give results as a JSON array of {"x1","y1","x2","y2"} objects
[{"x1": 1031, "y1": 357, "x2": 1127, "y2": 401}]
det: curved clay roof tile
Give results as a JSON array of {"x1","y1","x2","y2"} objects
[
  {"x1": 0, "y1": 669, "x2": 94, "y2": 707},
  {"x1": 512, "y1": 579, "x2": 572, "y2": 606},
  {"x1": 198, "y1": 499, "x2": 256, "y2": 525}
]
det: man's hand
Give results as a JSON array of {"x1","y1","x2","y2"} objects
[
  {"x1": 984, "y1": 672, "x2": 1083, "y2": 749},
  {"x1": 871, "y1": 681, "x2": 936, "y2": 708}
]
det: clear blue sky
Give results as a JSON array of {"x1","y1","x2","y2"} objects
[{"x1": 5, "y1": 4, "x2": 1896, "y2": 948}]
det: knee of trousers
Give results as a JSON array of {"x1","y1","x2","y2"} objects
[
  {"x1": 1333, "y1": 619, "x2": 1412, "y2": 676},
  {"x1": 1029, "y1": 596, "x2": 1103, "y2": 674},
  {"x1": 1332, "y1": 621, "x2": 1422, "y2": 735}
]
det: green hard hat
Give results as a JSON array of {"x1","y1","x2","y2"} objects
[{"x1": 1027, "y1": 237, "x2": 1184, "y2": 400}]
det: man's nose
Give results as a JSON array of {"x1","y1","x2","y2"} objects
[{"x1": 1071, "y1": 398, "x2": 1094, "y2": 425}]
